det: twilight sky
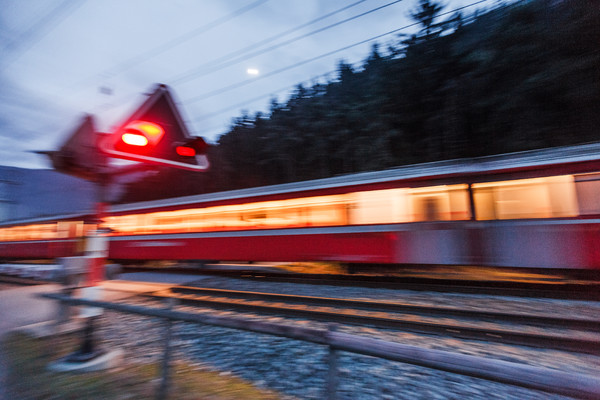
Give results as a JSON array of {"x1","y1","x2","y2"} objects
[{"x1": 0, "y1": 0, "x2": 491, "y2": 169}]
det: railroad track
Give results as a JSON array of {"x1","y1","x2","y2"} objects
[
  {"x1": 145, "y1": 285, "x2": 600, "y2": 356},
  {"x1": 124, "y1": 266, "x2": 600, "y2": 300},
  {"x1": 0, "y1": 273, "x2": 45, "y2": 286}
]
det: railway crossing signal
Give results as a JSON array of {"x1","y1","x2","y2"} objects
[
  {"x1": 38, "y1": 114, "x2": 106, "y2": 180},
  {"x1": 99, "y1": 84, "x2": 209, "y2": 171},
  {"x1": 37, "y1": 84, "x2": 210, "y2": 369}
]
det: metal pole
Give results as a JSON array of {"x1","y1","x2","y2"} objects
[
  {"x1": 87, "y1": 173, "x2": 108, "y2": 285},
  {"x1": 56, "y1": 285, "x2": 75, "y2": 325},
  {"x1": 326, "y1": 324, "x2": 339, "y2": 400},
  {"x1": 62, "y1": 156, "x2": 109, "y2": 362},
  {"x1": 80, "y1": 316, "x2": 98, "y2": 355},
  {"x1": 467, "y1": 183, "x2": 477, "y2": 221},
  {"x1": 157, "y1": 298, "x2": 176, "y2": 400},
  {"x1": 67, "y1": 174, "x2": 108, "y2": 360}
]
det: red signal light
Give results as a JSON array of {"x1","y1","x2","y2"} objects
[
  {"x1": 122, "y1": 133, "x2": 149, "y2": 146},
  {"x1": 176, "y1": 146, "x2": 196, "y2": 157},
  {"x1": 173, "y1": 137, "x2": 209, "y2": 158},
  {"x1": 121, "y1": 120, "x2": 164, "y2": 146}
]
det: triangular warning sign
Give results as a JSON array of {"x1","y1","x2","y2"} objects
[{"x1": 99, "y1": 84, "x2": 209, "y2": 171}]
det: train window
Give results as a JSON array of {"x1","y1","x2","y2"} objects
[
  {"x1": 105, "y1": 188, "x2": 476, "y2": 234},
  {"x1": 0, "y1": 223, "x2": 57, "y2": 241},
  {"x1": 424, "y1": 198, "x2": 440, "y2": 220},
  {"x1": 42, "y1": 224, "x2": 57, "y2": 239},
  {"x1": 104, "y1": 194, "x2": 352, "y2": 235},
  {"x1": 154, "y1": 212, "x2": 189, "y2": 232},
  {"x1": 575, "y1": 173, "x2": 600, "y2": 215},
  {"x1": 262, "y1": 207, "x2": 305, "y2": 228},
  {"x1": 352, "y1": 189, "x2": 409, "y2": 224},
  {"x1": 408, "y1": 184, "x2": 470, "y2": 222},
  {"x1": 241, "y1": 205, "x2": 273, "y2": 228},
  {"x1": 306, "y1": 203, "x2": 347, "y2": 226},
  {"x1": 449, "y1": 187, "x2": 471, "y2": 220},
  {"x1": 473, "y1": 188, "x2": 496, "y2": 220},
  {"x1": 75, "y1": 221, "x2": 84, "y2": 238},
  {"x1": 105, "y1": 215, "x2": 135, "y2": 234},
  {"x1": 56, "y1": 222, "x2": 71, "y2": 238},
  {"x1": 214, "y1": 211, "x2": 243, "y2": 230},
  {"x1": 547, "y1": 175, "x2": 579, "y2": 217},
  {"x1": 472, "y1": 175, "x2": 578, "y2": 220}
]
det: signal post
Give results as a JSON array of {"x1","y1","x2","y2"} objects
[{"x1": 46, "y1": 84, "x2": 209, "y2": 371}]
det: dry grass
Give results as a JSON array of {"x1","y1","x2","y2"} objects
[
  {"x1": 275, "y1": 262, "x2": 347, "y2": 274},
  {"x1": 2, "y1": 332, "x2": 288, "y2": 399}
]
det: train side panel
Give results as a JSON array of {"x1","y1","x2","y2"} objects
[
  {"x1": 108, "y1": 229, "x2": 398, "y2": 264},
  {"x1": 393, "y1": 222, "x2": 473, "y2": 265},
  {"x1": 479, "y1": 220, "x2": 600, "y2": 269},
  {"x1": 391, "y1": 220, "x2": 600, "y2": 269},
  {"x1": 0, "y1": 239, "x2": 78, "y2": 259}
]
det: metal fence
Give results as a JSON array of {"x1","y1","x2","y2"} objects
[{"x1": 43, "y1": 292, "x2": 600, "y2": 400}]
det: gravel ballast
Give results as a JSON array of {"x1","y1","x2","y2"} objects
[{"x1": 93, "y1": 276, "x2": 600, "y2": 399}]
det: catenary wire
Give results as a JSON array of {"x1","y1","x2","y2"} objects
[
  {"x1": 166, "y1": 0, "x2": 369, "y2": 84},
  {"x1": 67, "y1": 0, "x2": 269, "y2": 91},
  {"x1": 188, "y1": 0, "x2": 488, "y2": 136},
  {"x1": 169, "y1": 0, "x2": 403, "y2": 85},
  {"x1": 89, "y1": 0, "x2": 378, "y2": 114},
  {"x1": 183, "y1": 0, "x2": 491, "y2": 105},
  {"x1": 91, "y1": 0, "x2": 490, "y2": 138},
  {"x1": 196, "y1": 70, "x2": 339, "y2": 126},
  {"x1": 0, "y1": 0, "x2": 87, "y2": 72}
]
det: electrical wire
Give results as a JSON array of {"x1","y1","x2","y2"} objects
[
  {"x1": 195, "y1": 70, "x2": 340, "y2": 137},
  {"x1": 88, "y1": 0, "x2": 372, "y2": 114},
  {"x1": 169, "y1": 0, "x2": 402, "y2": 85},
  {"x1": 190, "y1": 0, "x2": 494, "y2": 140},
  {"x1": 68, "y1": 0, "x2": 269, "y2": 91},
  {"x1": 184, "y1": 0, "x2": 491, "y2": 106},
  {"x1": 196, "y1": 70, "x2": 337, "y2": 123},
  {"x1": 83, "y1": 0, "x2": 491, "y2": 140},
  {"x1": 0, "y1": 0, "x2": 86, "y2": 71}
]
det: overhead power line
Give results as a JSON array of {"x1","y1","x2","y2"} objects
[
  {"x1": 170, "y1": 0, "x2": 403, "y2": 85},
  {"x1": 190, "y1": 0, "x2": 494, "y2": 138},
  {"x1": 88, "y1": 0, "x2": 368, "y2": 115},
  {"x1": 70, "y1": 0, "x2": 269, "y2": 90},
  {"x1": 92, "y1": 0, "x2": 491, "y2": 137},
  {"x1": 0, "y1": 0, "x2": 86, "y2": 71},
  {"x1": 184, "y1": 0, "x2": 491, "y2": 106},
  {"x1": 197, "y1": 69, "x2": 335, "y2": 123},
  {"x1": 184, "y1": 28, "x2": 411, "y2": 104}
]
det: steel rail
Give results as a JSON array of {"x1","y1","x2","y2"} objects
[
  {"x1": 147, "y1": 289, "x2": 600, "y2": 355},
  {"x1": 122, "y1": 266, "x2": 600, "y2": 300},
  {"x1": 170, "y1": 285, "x2": 600, "y2": 331}
]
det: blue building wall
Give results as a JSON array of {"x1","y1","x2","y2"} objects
[{"x1": 0, "y1": 166, "x2": 95, "y2": 223}]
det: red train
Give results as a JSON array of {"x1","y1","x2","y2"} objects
[{"x1": 1, "y1": 143, "x2": 599, "y2": 269}]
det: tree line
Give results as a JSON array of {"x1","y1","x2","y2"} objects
[{"x1": 117, "y1": 0, "x2": 600, "y2": 203}]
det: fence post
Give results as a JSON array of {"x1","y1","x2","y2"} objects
[
  {"x1": 326, "y1": 324, "x2": 339, "y2": 400},
  {"x1": 55, "y1": 257, "x2": 86, "y2": 328},
  {"x1": 157, "y1": 298, "x2": 176, "y2": 400},
  {"x1": 56, "y1": 286, "x2": 74, "y2": 326}
]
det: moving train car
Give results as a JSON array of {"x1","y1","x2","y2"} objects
[
  {"x1": 1, "y1": 142, "x2": 599, "y2": 269},
  {"x1": 0, "y1": 214, "x2": 93, "y2": 259}
]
